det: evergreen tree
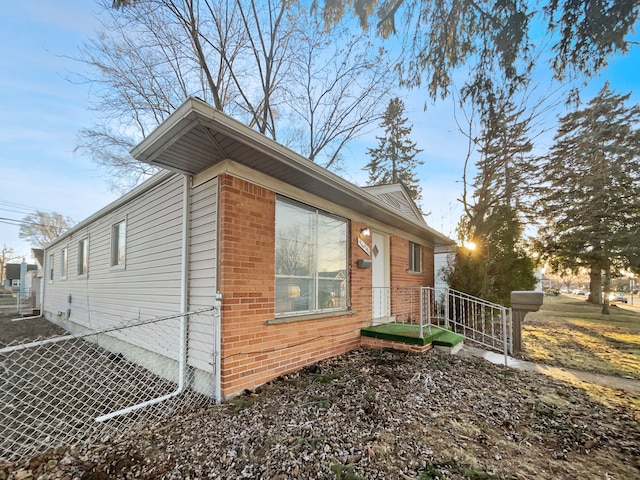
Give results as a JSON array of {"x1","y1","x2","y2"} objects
[
  {"x1": 535, "y1": 85, "x2": 640, "y2": 314},
  {"x1": 445, "y1": 95, "x2": 536, "y2": 306},
  {"x1": 364, "y1": 97, "x2": 424, "y2": 204},
  {"x1": 461, "y1": 97, "x2": 535, "y2": 236},
  {"x1": 446, "y1": 205, "x2": 536, "y2": 305}
]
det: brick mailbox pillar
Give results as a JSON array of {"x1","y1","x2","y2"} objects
[{"x1": 510, "y1": 291, "x2": 544, "y2": 354}]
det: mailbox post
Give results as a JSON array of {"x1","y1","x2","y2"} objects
[{"x1": 510, "y1": 291, "x2": 544, "y2": 353}]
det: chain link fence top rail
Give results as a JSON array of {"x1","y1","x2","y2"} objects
[{"x1": 0, "y1": 308, "x2": 217, "y2": 462}]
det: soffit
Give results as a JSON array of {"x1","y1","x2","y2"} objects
[{"x1": 131, "y1": 98, "x2": 454, "y2": 247}]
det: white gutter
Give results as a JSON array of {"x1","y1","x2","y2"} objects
[
  {"x1": 178, "y1": 174, "x2": 191, "y2": 394},
  {"x1": 95, "y1": 175, "x2": 192, "y2": 422},
  {"x1": 214, "y1": 291, "x2": 222, "y2": 403}
]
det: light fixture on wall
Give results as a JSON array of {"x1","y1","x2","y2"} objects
[{"x1": 360, "y1": 227, "x2": 371, "y2": 237}]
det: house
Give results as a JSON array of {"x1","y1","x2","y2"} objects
[
  {"x1": 43, "y1": 97, "x2": 455, "y2": 401},
  {"x1": 3, "y1": 262, "x2": 37, "y2": 292}
]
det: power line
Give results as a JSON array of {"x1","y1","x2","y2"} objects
[
  {"x1": 0, "y1": 200, "x2": 76, "y2": 222},
  {"x1": 0, "y1": 216, "x2": 70, "y2": 230}
]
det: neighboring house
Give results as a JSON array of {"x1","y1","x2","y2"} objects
[
  {"x1": 43, "y1": 97, "x2": 455, "y2": 400},
  {"x1": 3, "y1": 262, "x2": 37, "y2": 292}
]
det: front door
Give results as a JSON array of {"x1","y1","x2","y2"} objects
[{"x1": 371, "y1": 231, "x2": 390, "y2": 324}]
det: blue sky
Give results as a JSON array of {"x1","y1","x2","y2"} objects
[{"x1": 1, "y1": 1, "x2": 638, "y2": 261}]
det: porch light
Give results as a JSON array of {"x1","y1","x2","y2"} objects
[{"x1": 360, "y1": 227, "x2": 371, "y2": 237}]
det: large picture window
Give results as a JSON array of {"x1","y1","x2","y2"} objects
[{"x1": 275, "y1": 197, "x2": 348, "y2": 315}]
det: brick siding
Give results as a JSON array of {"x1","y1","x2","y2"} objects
[{"x1": 218, "y1": 174, "x2": 377, "y2": 397}]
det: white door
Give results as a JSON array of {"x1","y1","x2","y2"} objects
[{"x1": 371, "y1": 231, "x2": 390, "y2": 324}]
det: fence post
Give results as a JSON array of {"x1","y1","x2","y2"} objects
[
  {"x1": 501, "y1": 308, "x2": 508, "y2": 366},
  {"x1": 214, "y1": 292, "x2": 223, "y2": 403},
  {"x1": 444, "y1": 288, "x2": 450, "y2": 330}
]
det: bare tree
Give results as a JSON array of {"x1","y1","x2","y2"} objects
[
  {"x1": 285, "y1": 14, "x2": 397, "y2": 168},
  {"x1": 18, "y1": 212, "x2": 73, "y2": 248},
  {"x1": 77, "y1": 0, "x2": 396, "y2": 190}
]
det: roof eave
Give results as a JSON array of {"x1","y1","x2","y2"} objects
[{"x1": 131, "y1": 97, "x2": 455, "y2": 247}]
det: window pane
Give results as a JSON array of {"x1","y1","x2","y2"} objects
[
  {"x1": 78, "y1": 239, "x2": 88, "y2": 275},
  {"x1": 275, "y1": 197, "x2": 348, "y2": 315},
  {"x1": 409, "y1": 242, "x2": 421, "y2": 272},
  {"x1": 317, "y1": 214, "x2": 347, "y2": 273},
  {"x1": 112, "y1": 221, "x2": 126, "y2": 266},
  {"x1": 60, "y1": 249, "x2": 67, "y2": 278},
  {"x1": 275, "y1": 200, "x2": 314, "y2": 277}
]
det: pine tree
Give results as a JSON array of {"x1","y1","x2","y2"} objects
[
  {"x1": 445, "y1": 95, "x2": 536, "y2": 306},
  {"x1": 364, "y1": 98, "x2": 424, "y2": 204},
  {"x1": 535, "y1": 85, "x2": 640, "y2": 314}
]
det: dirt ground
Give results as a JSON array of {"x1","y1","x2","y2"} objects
[
  {"x1": 0, "y1": 312, "x2": 66, "y2": 348},
  {"x1": 1, "y1": 312, "x2": 639, "y2": 479}
]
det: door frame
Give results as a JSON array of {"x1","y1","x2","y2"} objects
[{"x1": 371, "y1": 231, "x2": 391, "y2": 324}]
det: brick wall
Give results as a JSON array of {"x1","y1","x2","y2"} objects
[
  {"x1": 390, "y1": 236, "x2": 434, "y2": 287},
  {"x1": 388, "y1": 236, "x2": 435, "y2": 324},
  {"x1": 218, "y1": 174, "x2": 372, "y2": 398}
]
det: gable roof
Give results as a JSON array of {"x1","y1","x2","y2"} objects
[
  {"x1": 4, "y1": 263, "x2": 37, "y2": 279},
  {"x1": 362, "y1": 183, "x2": 425, "y2": 225},
  {"x1": 131, "y1": 97, "x2": 454, "y2": 247}
]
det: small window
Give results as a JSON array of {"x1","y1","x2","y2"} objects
[
  {"x1": 11, "y1": 279, "x2": 20, "y2": 287},
  {"x1": 60, "y1": 248, "x2": 68, "y2": 279},
  {"x1": 409, "y1": 242, "x2": 422, "y2": 273},
  {"x1": 78, "y1": 238, "x2": 89, "y2": 276},
  {"x1": 49, "y1": 254, "x2": 54, "y2": 282},
  {"x1": 111, "y1": 219, "x2": 126, "y2": 268}
]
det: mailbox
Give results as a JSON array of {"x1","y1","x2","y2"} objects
[{"x1": 510, "y1": 291, "x2": 544, "y2": 353}]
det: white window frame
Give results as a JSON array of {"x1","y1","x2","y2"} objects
[
  {"x1": 60, "y1": 248, "x2": 68, "y2": 280},
  {"x1": 48, "y1": 254, "x2": 54, "y2": 282},
  {"x1": 409, "y1": 241, "x2": 422, "y2": 273},
  {"x1": 11, "y1": 279, "x2": 20, "y2": 287},
  {"x1": 111, "y1": 218, "x2": 127, "y2": 269},
  {"x1": 78, "y1": 238, "x2": 89, "y2": 277},
  {"x1": 275, "y1": 196, "x2": 348, "y2": 316}
]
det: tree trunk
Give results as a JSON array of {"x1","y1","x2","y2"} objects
[
  {"x1": 588, "y1": 268, "x2": 602, "y2": 304},
  {"x1": 601, "y1": 266, "x2": 611, "y2": 315}
]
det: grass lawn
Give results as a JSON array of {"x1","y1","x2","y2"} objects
[
  {"x1": 521, "y1": 294, "x2": 640, "y2": 414},
  {"x1": 0, "y1": 295, "x2": 16, "y2": 306},
  {"x1": 522, "y1": 294, "x2": 640, "y2": 380}
]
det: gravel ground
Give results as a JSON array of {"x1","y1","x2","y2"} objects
[{"x1": 2, "y1": 346, "x2": 639, "y2": 480}]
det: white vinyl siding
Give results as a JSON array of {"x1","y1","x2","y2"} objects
[
  {"x1": 43, "y1": 173, "x2": 219, "y2": 385},
  {"x1": 187, "y1": 176, "x2": 218, "y2": 372},
  {"x1": 44, "y1": 175, "x2": 184, "y2": 358}
]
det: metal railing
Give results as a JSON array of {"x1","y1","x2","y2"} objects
[
  {"x1": 370, "y1": 286, "x2": 512, "y2": 358},
  {"x1": 17, "y1": 287, "x2": 35, "y2": 315},
  {"x1": 1, "y1": 305, "x2": 220, "y2": 462},
  {"x1": 427, "y1": 287, "x2": 512, "y2": 357}
]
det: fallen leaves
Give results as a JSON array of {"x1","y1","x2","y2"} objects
[{"x1": 1, "y1": 348, "x2": 639, "y2": 479}]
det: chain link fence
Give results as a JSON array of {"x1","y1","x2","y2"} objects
[{"x1": 1, "y1": 307, "x2": 219, "y2": 462}]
